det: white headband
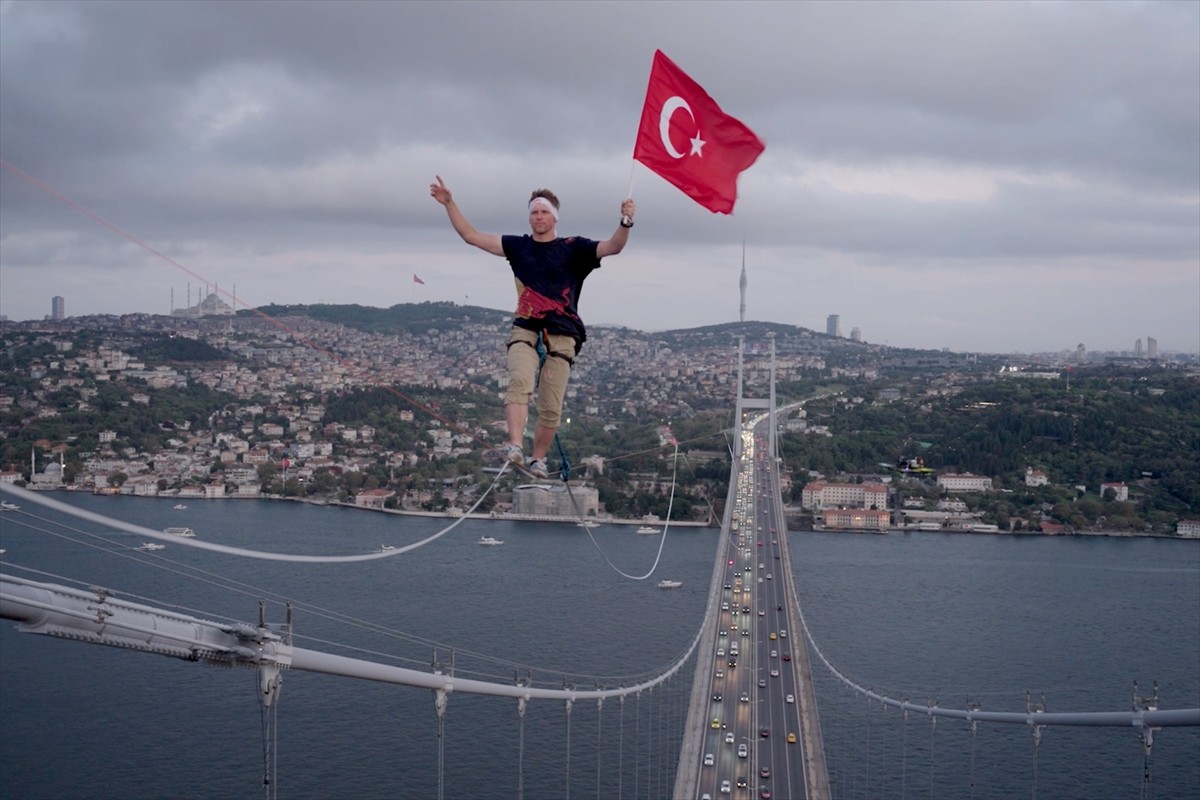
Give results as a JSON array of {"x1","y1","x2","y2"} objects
[{"x1": 528, "y1": 196, "x2": 559, "y2": 221}]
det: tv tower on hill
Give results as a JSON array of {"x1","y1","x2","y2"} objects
[{"x1": 739, "y1": 240, "x2": 747, "y2": 323}]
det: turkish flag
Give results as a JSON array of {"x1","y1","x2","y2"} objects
[
  {"x1": 633, "y1": 50, "x2": 764, "y2": 214},
  {"x1": 413, "y1": 274, "x2": 425, "y2": 285}
]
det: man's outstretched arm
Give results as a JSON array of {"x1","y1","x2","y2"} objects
[
  {"x1": 429, "y1": 176, "x2": 504, "y2": 256},
  {"x1": 596, "y1": 198, "x2": 636, "y2": 259}
]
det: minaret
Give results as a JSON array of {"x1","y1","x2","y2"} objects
[{"x1": 738, "y1": 240, "x2": 747, "y2": 323}]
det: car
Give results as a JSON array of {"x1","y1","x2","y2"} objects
[
  {"x1": 704, "y1": 752, "x2": 715, "y2": 766},
  {"x1": 720, "y1": 779, "x2": 731, "y2": 794},
  {"x1": 770, "y1": 669, "x2": 779, "y2": 678},
  {"x1": 701, "y1": 794, "x2": 712, "y2": 800},
  {"x1": 724, "y1": 584, "x2": 732, "y2": 590},
  {"x1": 769, "y1": 632, "x2": 777, "y2": 640},
  {"x1": 759, "y1": 766, "x2": 771, "y2": 779},
  {"x1": 759, "y1": 788, "x2": 772, "y2": 799},
  {"x1": 721, "y1": 602, "x2": 729, "y2": 611},
  {"x1": 786, "y1": 693, "x2": 795, "y2": 704},
  {"x1": 740, "y1": 693, "x2": 750, "y2": 703},
  {"x1": 719, "y1": 629, "x2": 727, "y2": 637},
  {"x1": 782, "y1": 653, "x2": 791, "y2": 661},
  {"x1": 780, "y1": 630, "x2": 788, "y2": 638},
  {"x1": 759, "y1": 728, "x2": 770, "y2": 738},
  {"x1": 715, "y1": 669, "x2": 724, "y2": 678},
  {"x1": 758, "y1": 609, "x2": 765, "y2": 616},
  {"x1": 770, "y1": 650, "x2": 778, "y2": 658},
  {"x1": 716, "y1": 648, "x2": 725, "y2": 657},
  {"x1": 711, "y1": 717, "x2": 720, "y2": 728},
  {"x1": 776, "y1": 605, "x2": 783, "y2": 611},
  {"x1": 758, "y1": 679, "x2": 766, "y2": 688},
  {"x1": 712, "y1": 693, "x2": 722, "y2": 702},
  {"x1": 787, "y1": 732, "x2": 797, "y2": 743},
  {"x1": 728, "y1": 659, "x2": 737, "y2": 667},
  {"x1": 742, "y1": 629, "x2": 751, "y2": 636},
  {"x1": 738, "y1": 743, "x2": 748, "y2": 758},
  {"x1": 725, "y1": 732, "x2": 735, "y2": 744},
  {"x1": 737, "y1": 776, "x2": 748, "y2": 788},
  {"x1": 766, "y1": 573, "x2": 772, "y2": 580}
]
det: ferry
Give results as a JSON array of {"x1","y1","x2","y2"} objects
[
  {"x1": 163, "y1": 527, "x2": 195, "y2": 538},
  {"x1": 478, "y1": 536, "x2": 504, "y2": 546},
  {"x1": 137, "y1": 542, "x2": 166, "y2": 552},
  {"x1": 657, "y1": 580, "x2": 683, "y2": 589},
  {"x1": 637, "y1": 525, "x2": 660, "y2": 534}
]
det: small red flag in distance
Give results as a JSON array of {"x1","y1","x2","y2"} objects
[
  {"x1": 633, "y1": 50, "x2": 765, "y2": 214},
  {"x1": 413, "y1": 274, "x2": 425, "y2": 285}
]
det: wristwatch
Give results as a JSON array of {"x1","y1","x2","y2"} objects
[{"x1": 620, "y1": 217, "x2": 634, "y2": 228}]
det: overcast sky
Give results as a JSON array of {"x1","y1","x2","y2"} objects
[{"x1": 1, "y1": 0, "x2": 1197, "y2": 354}]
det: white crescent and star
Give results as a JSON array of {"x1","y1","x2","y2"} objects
[{"x1": 658, "y1": 96, "x2": 705, "y2": 160}]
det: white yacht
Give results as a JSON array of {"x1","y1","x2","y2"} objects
[
  {"x1": 478, "y1": 536, "x2": 504, "y2": 546},
  {"x1": 137, "y1": 542, "x2": 166, "y2": 552},
  {"x1": 378, "y1": 544, "x2": 396, "y2": 553},
  {"x1": 657, "y1": 580, "x2": 683, "y2": 589},
  {"x1": 172, "y1": 503, "x2": 188, "y2": 510},
  {"x1": 637, "y1": 525, "x2": 659, "y2": 534},
  {"x1": 0, "y1": 501, "x2": 20, "y2": 512},
  {"x1": 576, "y1": 520, "x2": 599, "y2": 528},
  {"x1": 163, "y1": 527, "x2": 195, "y2": 538}
]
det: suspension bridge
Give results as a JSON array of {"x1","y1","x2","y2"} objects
[{"x1": 1, "y1": 338, "x2": 1197, "y2": 800}]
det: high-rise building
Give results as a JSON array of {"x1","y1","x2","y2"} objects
[
  {"x1": 1135, "y1": 338, "x2": 1143, "y2": 357},
  {"x1": 850, "y1": 327, "x2": 862, "y2": 342},
  {"x1": 1147, "y1": 337, "x2": 1158, "y2": 358},
  {"x1": 51, "y1": 296, "x2": 65, "y2": 321},
  {"x1": 826, "y1": 314, "x2": 841, "y2": 338}
]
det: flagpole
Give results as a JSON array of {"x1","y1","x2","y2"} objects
[{"x1": 622, "y1": 161, "x2": 636, "y2": 225}]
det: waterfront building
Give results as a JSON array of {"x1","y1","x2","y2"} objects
[
  {"x1": 801, "y1": 481, "x2": 888, "y2": 510},
  {"x1": 355, "y1": 488, "x2": 394, "y2": 509},
  {"x1": 820, "y1": 508, "x2": 890, "y2": 531},
  {"x1": 511, "y1": 483, "x2": 600, "y2": 518}
]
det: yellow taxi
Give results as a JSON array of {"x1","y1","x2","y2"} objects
[
  {"x1": 787, "y1": 732, "x2": 797, "y2": 744},
  {"x1": 769, "y1": 631, "x2": 777, "y2": 641}
]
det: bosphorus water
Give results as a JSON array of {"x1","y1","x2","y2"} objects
[{"x1": 1, "y1": 494, "x2": 1197, "y2": 799}]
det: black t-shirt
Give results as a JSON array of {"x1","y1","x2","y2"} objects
[{"x1": 501, "y1": 234, "x2": 600, "y2": 342}]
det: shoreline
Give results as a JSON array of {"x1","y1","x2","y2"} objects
[{"x1": 14, "y1": 486, "x2": 1196, "y2": 539}]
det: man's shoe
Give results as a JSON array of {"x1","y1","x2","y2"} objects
[
  {"x1": 501, "y1": 444, "x2": 524, "y2": 465},
  {"x1": 527, "y1": 458, "x2": 549, "y2": 479}
]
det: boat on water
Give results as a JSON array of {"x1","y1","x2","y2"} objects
[
  {"x1": 0, "y1": 501, "x2": 20, "y2": 512},
  {"x1": 163, "y1": 527, "x2": 195, "y2": 538},
  {"x1": 378, "y1": 544, "x2": 396, "y2": 553},
  {"x1": 637, "y1": 525, "x2": 659, "y2": 534},
  {"x1": 137, "y1": 542, "x2": 166, "y2": 552},
  {"x1": 173, "y1": 504, "x2": 188, "y2": 510},
  {"x1": 657, "y1": 580, "x2": 683, "y2": 589},
  {"x1": 478, "y1": 536, "x2": 504, "y2": 546},
  {"x1": 577, "y1": 520, "x2": 599, "y2": 528}
]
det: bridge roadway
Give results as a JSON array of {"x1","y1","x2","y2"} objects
[{"x1": 675, "y1": 420, "x2": 829, "y2": 800}]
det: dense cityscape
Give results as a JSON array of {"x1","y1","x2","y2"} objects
[{"x1": 1, "y1": 298, "x2": 1197, "y2": 536}]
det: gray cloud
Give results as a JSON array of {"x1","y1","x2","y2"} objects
[{"x1": 1, "y1": 0, "x2": 1196, "y2": 353}]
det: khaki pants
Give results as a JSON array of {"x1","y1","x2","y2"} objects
[{"x1": 505, "y1": 327, "x2": 574, "y2": 429}]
